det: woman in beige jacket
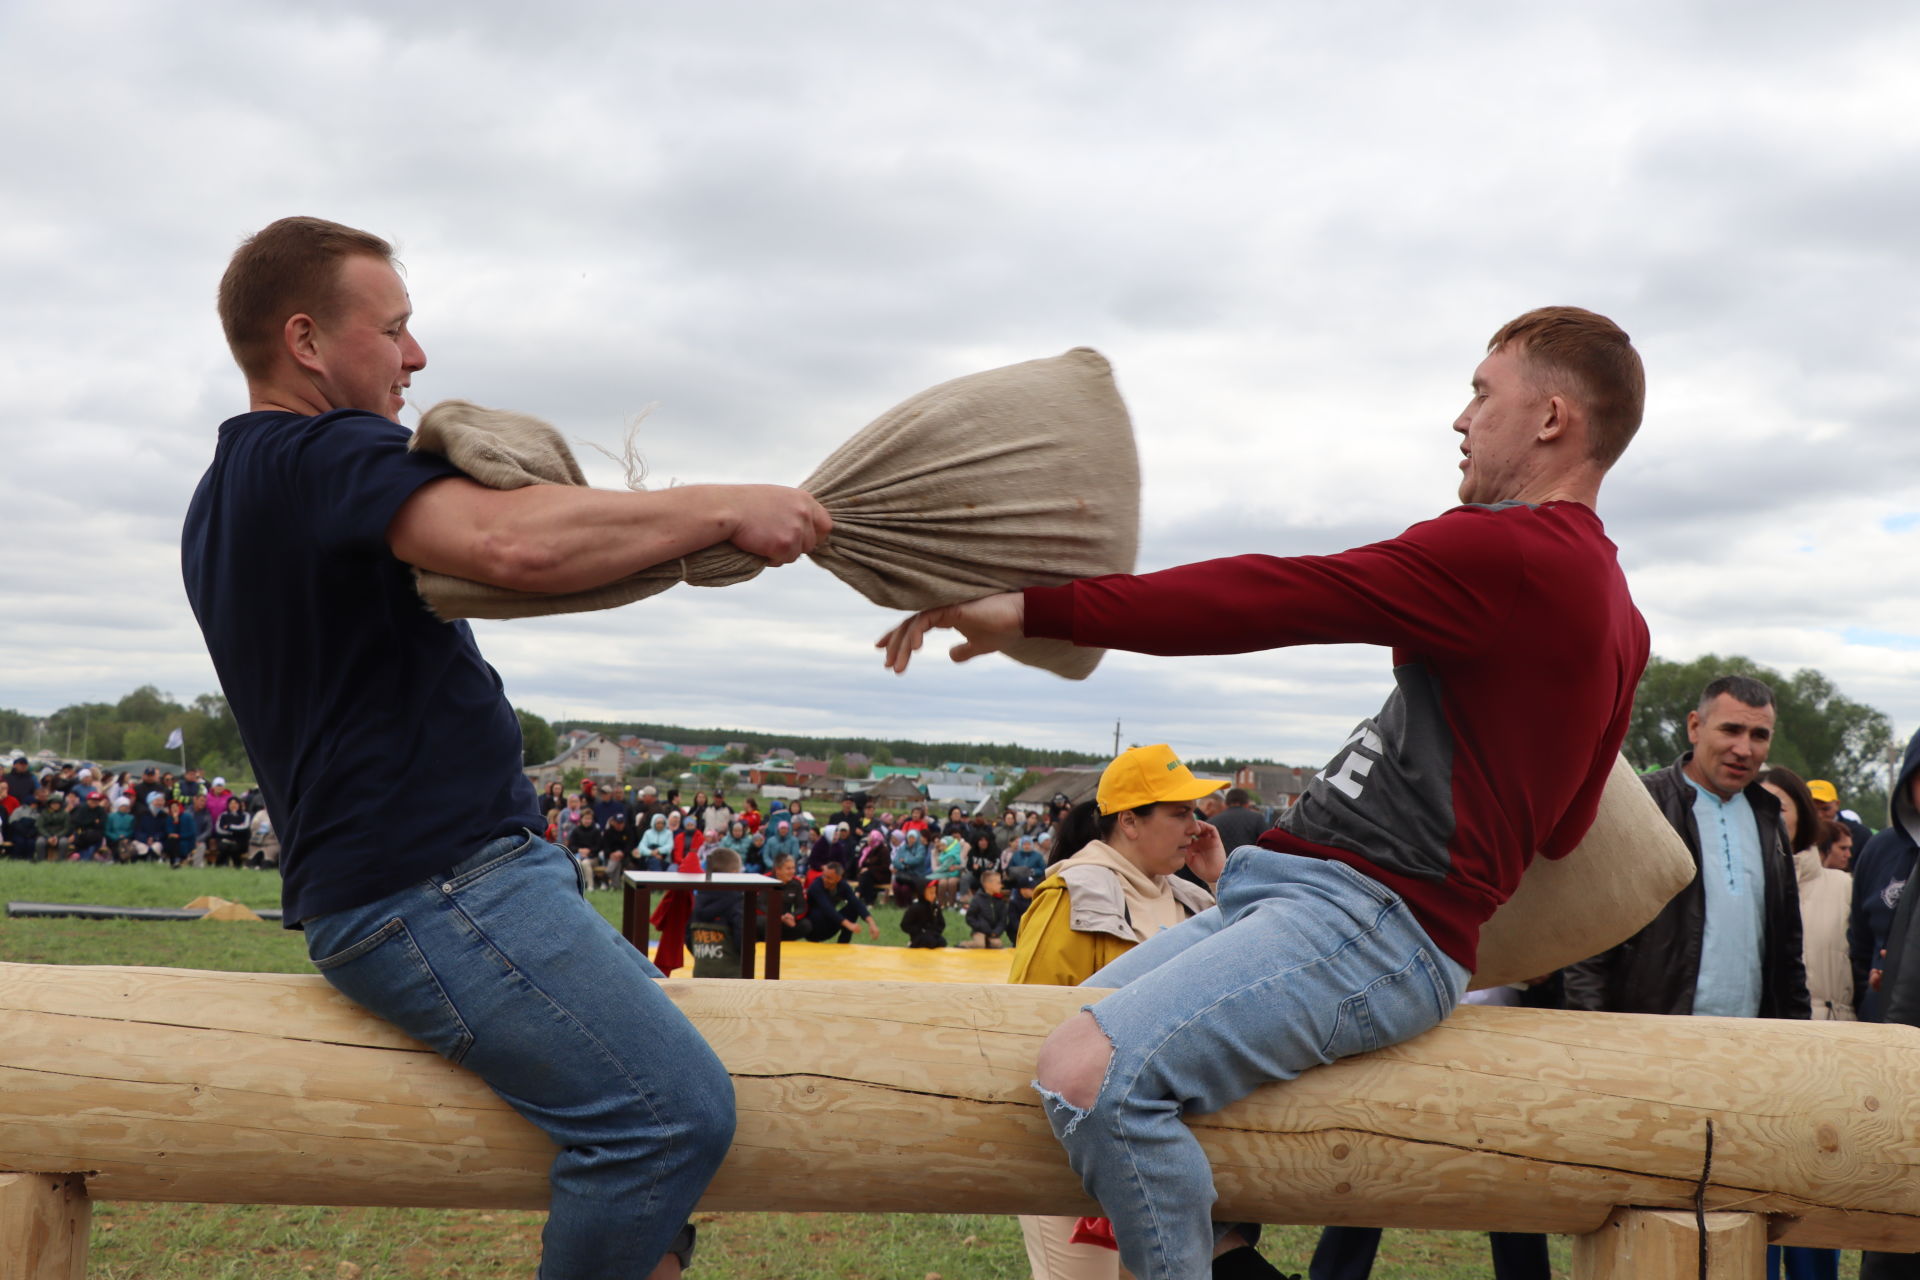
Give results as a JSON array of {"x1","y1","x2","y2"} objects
[{"x1": 1762, "y1": 765, "x2": 1855, "y2": 1021}]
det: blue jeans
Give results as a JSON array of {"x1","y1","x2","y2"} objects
[
  {"x1": 1039, "y1": 849, "x2": 1469, "y2": 1280},
  {"x1": 303, "y1": 832, "x2": 734, "y2": 1279}
]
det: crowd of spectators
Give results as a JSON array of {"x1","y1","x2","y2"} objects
[
  {"x1": 0, "y1": 756, "x2": 277, "y2": 868},
  {"x1": 541, "y1": 780, "x2": 1097, "y2": 948}
]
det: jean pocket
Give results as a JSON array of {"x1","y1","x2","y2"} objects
[
  {"x1": 312, "y1": 917, "x2": 476, "y2": 1065},
  {"x1": 1321, "y1": 949, "x2": 1453, "y2": 1060}
]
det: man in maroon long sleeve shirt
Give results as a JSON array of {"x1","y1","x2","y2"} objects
[{"x1": 880, "y1": 307, "x2": 1649, "y2": 1280}]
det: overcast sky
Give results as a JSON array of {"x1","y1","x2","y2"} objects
[{"x1": 5, "y1": 2, "x2": 1919, "y2": 770}]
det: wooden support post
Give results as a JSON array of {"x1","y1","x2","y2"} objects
[
  {"x1": 1572, "y1": 1208, "x2": 1766, "y2": 1280},
  {"x1": 0, "y1": 1173, "x2": 90, "y2": 1280}
]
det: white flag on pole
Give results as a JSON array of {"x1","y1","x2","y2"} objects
[{"x1": 164, "y1": 728, "x2": 184, "y2": 751}]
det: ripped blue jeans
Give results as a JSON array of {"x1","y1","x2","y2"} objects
[{"x1": 1038, "y1": 849, "x2": 1469, "y2": 1280}]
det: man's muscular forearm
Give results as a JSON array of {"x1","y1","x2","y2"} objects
[{"x1": 389, "y1": 477, "x2": 829, "y2": 594}]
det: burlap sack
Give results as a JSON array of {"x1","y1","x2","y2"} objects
[
  {"x1": 409, "y1": 347, "x2": 1138, "y2": 680},
  {"x1": 1468, "y1": 753, "x2": 1697, "y2": 990}
]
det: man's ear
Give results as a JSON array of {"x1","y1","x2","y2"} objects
[
  {"x1": 1538, "y1": 393, "x2": 1570, "y2": 443},
  {"x1": 284, "y1": 312, "x2": 323, "y2": 374},
  {"x1": 1685, "y1": 709, "x2": 1702, "y2": 745}
]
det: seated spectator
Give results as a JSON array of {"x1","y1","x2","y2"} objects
[
  {"x1": 891, "y1": 827, "x2": 932, "y2": 906},
  {"x1": 593, "y1": 788, "x2": 629, "y2": 828},
  {"x1": 963, "y1": 832, "x2": 1000, "y2": 903},
  {"x1": 5, "y1": 756, "x2": 36, "y2": 806},
  {"x1": 206, "y1": 777, "x2": 235, "y2": 821},
  {"x1": 70, "y1": 791, "x2": 109, "y2": 861},
  {"x1": 555, "y1": 795, "x2": 585, "y2": 847},
  {"x1": 719, "y1": 819, "x2": 754, "y2": 865},
  {"x1": 600, "y1": 811, "x2": 637, "y2": 885},
  {"x1": 249, "y1": 809, "x2": 280, "y2": 868},
  {"x1": 762, "y1": 819, "x2": 799, "y2": 868},
  {"x1": 810, "y1": 822, "x2": 856, "y2": 875},
  {"x1": 901, "y1": 805, "x2": 931, "y2": 836},
  {"x1": 743, "y1": 830, "x2": 770, "y2": 875},
  {"x1": 856, "y1": 831, "x2": 893, "y2": 905},
  {"x1": 802, "y1": 863, "x2": 879, "y2": 943},
  {"x1": 932, "y1": 832, "x2": 966, "y2": 907},
  {"x1": 163, "y1": 799, "x2": 198, "y2": 868},
  {"x1": 963, "y1": 869, "x2": 1010, "y2": 948},
  {"x1": 1003, "y1": 833, "x2": 1048, "y2": 884},
  {"x1": 188, "y1": 793, "x2": 213, "y2": 865},
  {"x1": 213, "y1": 800, "x2": 252, "y2": 869},
  {"x1": 1003, "y1": 866, "x2": 1039, "y2": 943},
  {"x1": 566, "y1": 809, "x2": 603, "y2": 885},
  {"x1": 759, "y1": 853, "x2": 808, "y2": 942},
  {"x1": 104, "y1": 797, "x2": 136, "y2": 860},
  {"x1": 38, "y1": 793, "x2": 74, "y2": 860},
  {"x1": 130, "y1": 797, "x2": 167, "y2": 862},
  {"x1": 11, "y1": 800, "x2": 41, "y2": 861},
  {"x1": 637, "y1": 813, "x2": 675, "y2": 871},
  {"x1": 900, "y1": 879, "x2": 948, "y2": 949},
  {"x1": 740, "y1": 799, "x2": 764, "y2": 834}
]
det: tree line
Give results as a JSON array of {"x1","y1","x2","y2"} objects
[{"x1": 4, "y1": 656, "x2": 1900, "y2": 822}]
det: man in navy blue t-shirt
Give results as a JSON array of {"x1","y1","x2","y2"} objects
[{"x1": 184, "y1": 216, "x2": 830, "y2": 1280}]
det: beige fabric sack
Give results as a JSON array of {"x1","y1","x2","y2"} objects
[
  {"x1": 1468, "y1": 753, "x2": 1697, "y2": 990},
  {"x1": 409, "y1": 347, "x2": 1138, "y2": 680}
]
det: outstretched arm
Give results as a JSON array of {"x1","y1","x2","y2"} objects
[{"x1": 389, "y1": 477, "x2": 831, "y2": 595}]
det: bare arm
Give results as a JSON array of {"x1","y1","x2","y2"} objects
[{"x1": 388, "y1": 477, "x2": 831, "y2": 595}]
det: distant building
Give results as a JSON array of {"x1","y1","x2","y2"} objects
[
  {"x1": 1235, "y1": 764, "x2": 1310, "y2": 810},
  {"x1": 1005, "y1": 768, "x2": 1101, "y2": 816},
  {"x1": 526, "y1": 733, "x2": 624, "y2": 789}
]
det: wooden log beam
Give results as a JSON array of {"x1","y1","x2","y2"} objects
[{"x1": 2, "y1": 962, "x2": 1918, "y2": 1249}]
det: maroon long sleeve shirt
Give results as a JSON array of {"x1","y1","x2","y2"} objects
[{"x1": 1024, "y1": 500, "x2": 1649, "y2": 970}]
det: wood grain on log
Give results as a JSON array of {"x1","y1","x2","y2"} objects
[{"x1": 2, "y1": 963, "x2": 1917, "y2": 1249}]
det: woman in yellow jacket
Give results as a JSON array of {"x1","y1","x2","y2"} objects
[{"x1": 1009, "y1": 744, "x2": 1230, "y2": 1280}]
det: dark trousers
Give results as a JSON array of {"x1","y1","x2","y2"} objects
[
  {"x1": 1310, "y1": 1226, "x2": 1548, "y2": 1280},
  {"x1": 1860, "y1": 1252, "x2": 1920, "y2": 1279},
  {"x1": 803, "y1": 915, "x2": 857, "y2": 943}
]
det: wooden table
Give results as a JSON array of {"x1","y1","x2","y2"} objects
[{"x1": 620, "y1": 870, "x2": 784, "y2": 979}]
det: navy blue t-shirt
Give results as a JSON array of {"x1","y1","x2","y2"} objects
[{"x1": 182, "y1": 409, "x2": 543, "y2": 927}]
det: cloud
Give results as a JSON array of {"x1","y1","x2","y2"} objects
[{"x1": 4, "y1": 0, "x2": 1920, "y2": 772}]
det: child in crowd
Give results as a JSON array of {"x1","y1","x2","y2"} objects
[
  {"x1": 932, "y1": 831, "x2": 966, "y2": 907},
  {"x1": 762, "y1": 853, "x2": 808, "y2": 942},
  {"x1": 962, "y1": 868, "x2": 1010, "y2": 948},
  {"x1": 901, "y1": 878, "x2": 948, "y2": 948}
]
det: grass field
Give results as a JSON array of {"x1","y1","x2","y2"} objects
[{"x1": 2, "y1": 859, "x2": 1840, "y2": 1279}]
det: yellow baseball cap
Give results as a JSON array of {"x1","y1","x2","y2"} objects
[
  {"x1": 1807, "y1": 779, "x2": 1839, "y2": 803},
  {"x1": 1096, "y1": 744, "x2": 1231, "y2": 815}
]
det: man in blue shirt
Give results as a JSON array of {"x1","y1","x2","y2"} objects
[
  {"x1": 1563, "y1": 674, "x2": 1808, "y2": 1019},
  {"x1": 184, "y1": 216, "x2": 830, "y2": 1280}
]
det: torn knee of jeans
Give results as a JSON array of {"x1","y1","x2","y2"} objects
[
  {"x1": 1031, "y1": 1079, "x2": 1091, "y2": 1136},
  {"x1": 1034, "y1": 1011, "x2": 1117, "y2": 1115}
]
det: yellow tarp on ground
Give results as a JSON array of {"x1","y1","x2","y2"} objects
[{"x1": 705, "y1": 940, "x2": 1017, "y2": 984}]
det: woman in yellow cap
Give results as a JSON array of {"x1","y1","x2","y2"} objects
[{"x1": 1009, "y1": 744, "x2": 1229, "y2": 1280}]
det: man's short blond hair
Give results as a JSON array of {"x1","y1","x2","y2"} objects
[
  {"x1": 218, "y1": 216, "x2": 393, "y2": 379},
  {"x1": 1488, "y1": 306, "x2": 1645, "y2": 468}
]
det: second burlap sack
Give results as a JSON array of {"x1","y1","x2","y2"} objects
[
  {"x1": 409, "y1": 346, "x2": 1138, "y2": 681},
  {"x1": 1468, "y1": 753, "x2": 1697, "y2": 990}
]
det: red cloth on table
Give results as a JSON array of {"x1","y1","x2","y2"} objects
[{"x1": 648, "y1": 835, "x2": 707, "y2": 975}]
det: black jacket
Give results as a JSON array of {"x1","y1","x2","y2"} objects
[
  {"x1": 1861, "y1": 728, "x2": 1920, "y2": 1023},
  {"x1": 1866, "y1": 725, "x2": 1920, "y2": 1028},
  {"x1": 1561, "y1": 755, "x2": 1809, "y2": 1019}
]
